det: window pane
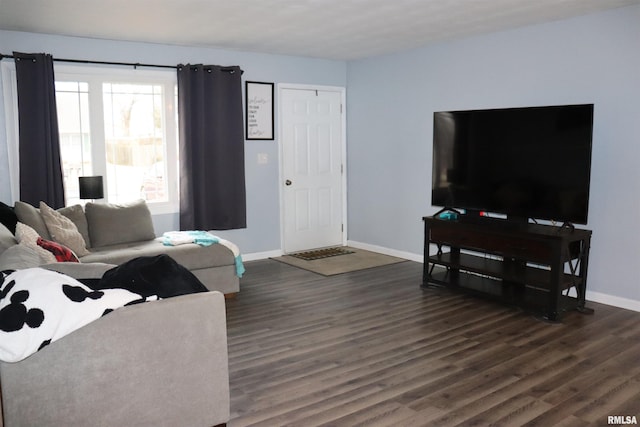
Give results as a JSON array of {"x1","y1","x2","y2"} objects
[
  {"x1": 55, "y1": 67, "x2": 177, "y2": 211},
  {"x1": 102, "y1": 83, "x2": 167, "y2": 204},
  {"x1": 55, "y1": 81, "x2": 92, "y2": 205}
]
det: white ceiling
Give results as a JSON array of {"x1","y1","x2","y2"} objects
[{"x1": 1, "y1": 0, "x2": 639, "y2": 60}]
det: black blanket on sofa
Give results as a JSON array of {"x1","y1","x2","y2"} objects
[{"x1": 81, "y1": 254, "x2": 208, "y2": 298}]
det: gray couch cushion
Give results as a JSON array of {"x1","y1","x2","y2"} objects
[
  {"x1": 0, "y1": 244, "x2": 42, "y2": 270},
  {"x1": 0, "y1": 223, "x2": 17, "y2": 253},
  {"x1": 80, "y1": 240, "x2": 235, "y2": 270},
  {"x1": 58, "y1": 204, "x2": 91, "y2": 248},
  {"x1": 14, "y1": 201, "x2": 51, "y2": 239},
  {"x1": 0, "y1": 292, "x2": 230, "y2": 426},
  {"x1": 85, "y1": 200, "x2": 156, "y2": 247},
  {"x1": 41, "y1": 262, "x2": 117, "y2": 279}
]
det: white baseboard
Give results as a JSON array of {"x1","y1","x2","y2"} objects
[
  {"x1": 242, "y1": 249, "x2": 283, "y2": 262},
  {"x1": 586, "y1": 291, "x2": 640, "y2": 313},
  {"x1": 347, "y1": 240, "x2": 423, "y2": 262}
]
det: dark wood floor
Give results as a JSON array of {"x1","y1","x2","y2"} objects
[{"x1": 225, "y1": 259, "x2": 640, "y2": 427}]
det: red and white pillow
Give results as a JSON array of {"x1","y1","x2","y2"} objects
[
  {"x1": 36, "y1": 238, "x2": 79, "y2": 263},
  {"x1": 14, "y1": 222, "x2": 57, "y2": 264},
  {"x1": 14, "y1": 222, "x2": 79, "y2": 264}
]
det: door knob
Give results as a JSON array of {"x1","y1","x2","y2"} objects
[{"x1": 285, "y1": 180, "x2": 292, "y2": 186}]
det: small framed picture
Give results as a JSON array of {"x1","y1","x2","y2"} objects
[{"x1": 245, "y1": 81, "x2": 274, "y2": 140}]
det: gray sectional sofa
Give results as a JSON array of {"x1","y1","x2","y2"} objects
[
  {"x1": 0, "y1": 290, "x2": 230, "y2": 427},
  {"x1": 0, "y1": 201, "x2": 234, "y2": 426},
  {"x1": 7, "y1": 199, "x2": 241, "y2": 296}
]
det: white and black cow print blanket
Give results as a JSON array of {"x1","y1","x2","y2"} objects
[{"x1": 0, "y1": 268, "x2": 156, "y2": 363}]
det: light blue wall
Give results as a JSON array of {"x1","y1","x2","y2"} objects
[
  {"x1": 0, "y1": 30, "x2": 347, "y2": 254},
  {"x1": 346, "y1": 5, "x2": 640, "y2": 305},
  {"x1": 1, "y1": 5, "x2": 639, "y2": 306}
]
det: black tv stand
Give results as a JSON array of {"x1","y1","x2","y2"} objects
[{"x1": 422, "y1": 215, "x2": 593, "y2": 321}]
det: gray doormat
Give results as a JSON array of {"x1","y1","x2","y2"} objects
[
  {"x1": 273, "y1": 247, "x2": 407, "y2": 276},
  {"x1": 289, "y1": 247, "x2": 355, "y2": 261}
]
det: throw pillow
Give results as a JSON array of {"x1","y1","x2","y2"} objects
[
  {"x1": 14, "y1": 222, "x2": 57, "y2": 264},
  {"x1": 0, "y1": 202, "x2": 18, "y2": 234},
  {"x1": 14, "y1": 201, "x2": 51, "y2": 239},
  {"x1": 37, "y1": 238, "x2": 80, "y2": 263},
  {"x1": 0, "y1": 223, "x2": 17, "y2": 253},
  {"x1": 0, "y1": 245, "x2": 43, "y2": 270},
  {"x1": 58, "y1": 204, "x2": 92, "y2": 248},
  {"x1": 85, "y1": 199, "x2": 156, "y2": 247},
  {"x1": 39, "y1": 202, "x2": 90, "y2": 257}
]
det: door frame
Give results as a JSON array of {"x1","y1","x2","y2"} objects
[{"x1": 277, "y1": 83, "x2": 347, "y2": 254}]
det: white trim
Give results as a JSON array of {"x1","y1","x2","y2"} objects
[
  {"x1": 241, "y1": 249, "x2": 283, "y2": 262},
  {"x1": 347, "y1": 240, "x2": 423, "y2": 262},
  {"x1": 586, "y1": 291, "x2": 640, "y2": 313},
  {"x1": 277, "y1": 83, "x2": 347, "y2": 254},
  {"x1": 55, "y1": 64, "x2": 179, "y2": 213},
  {"x1": 1, "y1": 61, "x2": 19, "y2": 202}
]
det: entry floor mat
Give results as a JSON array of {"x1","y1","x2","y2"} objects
[
  {"x1": 289, "y1": 247, "x2": 355, "y2": 261},
  {"x1": 273, "y1": 247, "x2": 407, "y2": 276}
]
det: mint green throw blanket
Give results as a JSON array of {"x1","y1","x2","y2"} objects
[{"x1": 162, "y1": 231, "x2": 245, "y2": 277}]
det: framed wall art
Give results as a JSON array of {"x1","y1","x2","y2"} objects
[{"x1": 245, "y1": 81, "x2": 274, "y2": 140}]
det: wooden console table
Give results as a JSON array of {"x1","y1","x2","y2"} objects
[{"x1": 422, "y1": 216, "x2": 593, "y2": 321}]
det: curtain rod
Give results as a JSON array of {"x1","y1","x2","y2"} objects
[
  {"x1": 0, "y1": 53, "x2": 242, "y2": 73},
  {"x1": 0, "y1": 53, "x2": 176, "y2": 69}
]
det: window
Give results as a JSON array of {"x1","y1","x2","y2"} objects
[
  {"x1": 56, "y1": 81, "x2": 91, "y2": 201},
  {"x1": 54, "y1": 65, "x2": 178, "y2": 213}
]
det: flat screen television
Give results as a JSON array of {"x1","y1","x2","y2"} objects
[{"x1": 431, "y1": 104, "x2": 594, "y2": 225}]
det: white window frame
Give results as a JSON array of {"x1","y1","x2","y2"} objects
[
  {"x1": 55, "y1": 64, "x2": 179, "y2": 214},
  {"x1": 1, "y1": 61, "x2": 20, "y2": 203}
]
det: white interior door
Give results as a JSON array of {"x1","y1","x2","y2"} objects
[{"x1": 280, "y1": 86, "x2": 345, "y2": 254}]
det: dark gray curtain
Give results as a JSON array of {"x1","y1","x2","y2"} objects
[
  {"x1": 177, "y1": 64, "x2": 246, "y2": 230},
  {"x1": 13, "y1": 52, "x2": 65, "y2": 208}
]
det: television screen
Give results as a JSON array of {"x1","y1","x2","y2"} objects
[{"x1": 432, "y1": 104, "x2": 594, "y2": 224}]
